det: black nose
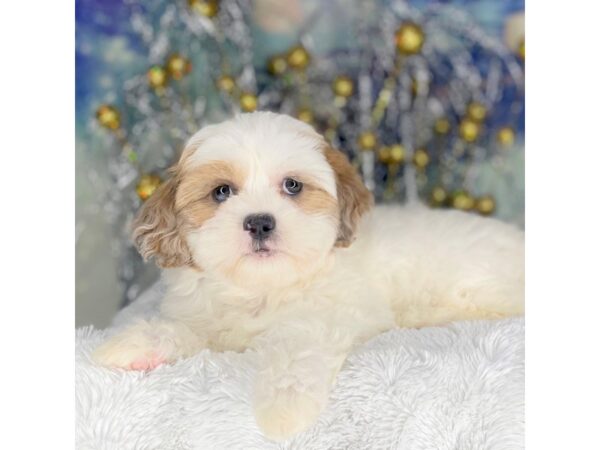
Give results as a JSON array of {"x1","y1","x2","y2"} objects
[{"x1": 243, "y1": 214, "x2": 276, "y2": 240}]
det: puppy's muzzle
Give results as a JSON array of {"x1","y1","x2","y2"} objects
[{"x1": 243, "y1": 213, "x2": 276, "y2": 241}]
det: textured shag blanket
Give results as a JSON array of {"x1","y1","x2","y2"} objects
[{"x1": 76, "y1": 286, "x2": 524, "y2": 450}]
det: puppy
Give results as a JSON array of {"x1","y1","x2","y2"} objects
[{"x1": 93, "y1": 112, "x2": 524, "y2": 440}]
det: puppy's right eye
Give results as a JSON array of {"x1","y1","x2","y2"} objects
[{"x1": 212, "y1": 185, "x2": 232, "y2": 203}]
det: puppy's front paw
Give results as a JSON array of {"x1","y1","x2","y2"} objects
[
  {"x1": 254, "y1": 388, "x2": 323, "y2": 441},
  {"x1": 93, "y1": 341, "x2": 167, "y2": 371},
  {"x1": 92, "y1": 327, "x2": 174, "y2": 371}
]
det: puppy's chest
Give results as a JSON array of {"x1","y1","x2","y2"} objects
[
  {"x1": 197, "y1": 286, "x2": 346, "y2": 352},
  {"x1": 204, "y1": 292, "x2": 324, "y2": 351},
  {"x1": 204, "y1": 298, "x2": 274, "y2": 352},
  {"x1": 168, "y1": 270, "x2": 388, "y2": 352}
]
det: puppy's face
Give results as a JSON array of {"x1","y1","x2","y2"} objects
[{"x1": 133, "y1": 112, "x2": 371, "y2": 290}]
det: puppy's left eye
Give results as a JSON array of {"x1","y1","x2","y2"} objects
[
  {"x1": 212, "y1": 184, "x2": 233, "y2": 203},
  {"x1": 282, "y1": 178, "x2": 303, "y2": 195}
]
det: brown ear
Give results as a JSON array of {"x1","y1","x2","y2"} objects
[
  {"x1": 131, "y1": 176, "x2": 192, "y2": 268},
  {"x1": 324, "y1": 146, "x2": 373, "y2": 247}
]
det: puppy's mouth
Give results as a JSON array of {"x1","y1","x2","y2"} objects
[{"x1": 249, "y1": 240, "x2": 278, "y2": 257}]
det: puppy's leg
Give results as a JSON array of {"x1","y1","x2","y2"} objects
[
  {"x1": 92, "y1": 317, "x2": 204, "y2": 371},
  {"x1": 251, "y1": 321, "x2": 350, "y2": 441}
]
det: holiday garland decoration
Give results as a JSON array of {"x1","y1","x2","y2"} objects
[{"x1": 92, "y1": 0, "x2": 524, "y2": 305}]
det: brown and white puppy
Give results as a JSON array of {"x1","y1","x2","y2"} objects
[{"x1": 94, "y1": 112, "x2": 524, "y2": 440}]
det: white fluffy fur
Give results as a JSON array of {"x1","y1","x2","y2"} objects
[{"x1": 93, "y1": 112, "x2": 524, "y2": 440}]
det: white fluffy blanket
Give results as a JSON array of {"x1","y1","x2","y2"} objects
[{"x1": 76, "y1": 288, "x2": 524, "y2": 450}]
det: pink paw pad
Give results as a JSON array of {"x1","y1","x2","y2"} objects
[{"x1": 129, "y1": 353, "x2": 166, "y2": 371}]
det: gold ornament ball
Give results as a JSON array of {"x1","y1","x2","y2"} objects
[
  {"x1": 434, "y1": 118, "x2": 451, "y2": 135},
  {"x1": 497, "y1": 127, "x2": 516, "y2": 147},
  {"x1": 216, "y1": 75, "x2": 236, "y2": 93},
  {"x1": 166, "y1": 54, "x2": 192, "y2": 80},
  {"x1": 267, "y1": 55, "x2": 287, "y2": 76},
  {"x1": 136, "y1": 174, "x2": 162, "y2": 201},
  {"x1": 452, "y1": 190, "x2": 475, "y2": 211},
  {"x1": 96, "y1": 104, "x2": 121, "y2": 130},
  {"x1": 296, "y1": 108, "x2": 314, "y2": 124},
  {"x1": 147, "y1": 65, "x2": 168, "y2": 89},
  {"x1": 459, "y1": 118, "x2": 481, "y2": 143},
  {"x1": 240, "y1": 92, "x2": 258, "y2": 112},
  {"x1": 286, "y1": 45, "x2": 311, "y2": 70},
  {"x1": 332, "y1": 75, "x2": 354, "y2": 98},
  {"x1": 413, "y1": 148, "x2": 430, "y2": 169},
  {"x1": 467, "y1": 102, "x2": 487, "y2": 123},
  {"x1": 429, "y1": 186, "x2": 448, "y2": 207},
  {"x1": 389, "y1": 144, "x2": 405, "y2": 164},
  {"x1": 358, "y1": 131, "x2": 377, "y2": 151},
  {"x1": 188, "y1": 0, "x2": 219, "y2": 18},
  {"x1": 518, "y1": 39, "x2": 525, "y2": 60},
  {"x1": 324, "y1": 128, "x2": 337, "y2": 142},
  {"x1": 377, "y1": 146, "x2": 391, "y2": 164},
  {"x1": 476, "y1": 195, "x2": 496, "y2": 216},
  {"x1": 395, "y1": 22, "x2": 425, "y2": 55}
]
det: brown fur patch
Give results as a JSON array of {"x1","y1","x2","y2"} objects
[
  {"x1": 323, "y1": 145, "x2": 373, "y2": 247},
  {"x1": 176, "y1": 161, "x2": 246, "y2": 228},
  {"x1": 291, "y1": 182, "x2": 338, "y2": 217},
  {"x1": 132, "y1": 160, "x2": 246, "y2": 268},
  {"x1": 176, "y1": 162, "x2": 245, "y2": 210},
  {"x1": 132, "y1": 177, "x2": 193, "y2": 268}
]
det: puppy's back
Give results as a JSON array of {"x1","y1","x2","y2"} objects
[{"x1": 345, "y1": 204, "x2": 524, "y2": 328}]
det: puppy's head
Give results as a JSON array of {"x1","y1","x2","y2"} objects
[{"x1": 133, "y1": 112, "x2": 372, "y2": 289}]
